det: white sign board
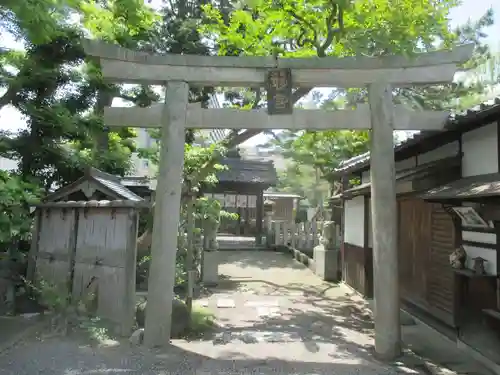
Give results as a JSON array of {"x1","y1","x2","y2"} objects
[
  {"x1": 225, "y1": 194, "x2": 237, "y2": 207},
  {"x1": 247, "y1": 195, "x2": 257, "y2": 208},
  {"x1": 213, "y1": 194, "x2": 225, "y2": 205},
  {"x1": 236, "y1": 195, "x2": 248, "y2": 208}
]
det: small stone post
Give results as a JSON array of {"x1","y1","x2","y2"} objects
[
  {"x1": 185, "y1": 195, "x2": 196, "y2": 313},
  {"x1": 313, "y1": 221, "x2": 340, "y2": 281},
  {"x1": 202, "y1": 220, "x2": 219, "y2": 286},
  {"x1": 263, "y1": 199, "x2": 275, "y2": 247}
]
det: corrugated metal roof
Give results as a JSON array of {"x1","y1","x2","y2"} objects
[
  {"x1": 94, "y1": 176, "x2": 143, "y2": 202},
  {"x1": 336, "y1": 97, "x2": 500, "y2": 175}
]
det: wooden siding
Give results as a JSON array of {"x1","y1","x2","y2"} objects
[
  {"x1": 398, "y1": 198, "x2": 432, "y2": 307},
  {"x1": 428, "y1": 204, "x2": 455, "y2": 320},
  {"x1": 343, "y1": 242, "x2": 373, "y2": 297},
  {"x1": 270, "y1": 198, "x2": 295, "y2": 222},
  {"x1": 397, "y1": 198, "x2": 457, "y2": 326}
]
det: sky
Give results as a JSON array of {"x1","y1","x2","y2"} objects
[{"x1": 1, "y1": 0, "x2": 499, "y2": 147}]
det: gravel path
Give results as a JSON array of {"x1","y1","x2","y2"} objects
[{"x1": 0, "y1": 251, "x2": 424, "y2": 375}]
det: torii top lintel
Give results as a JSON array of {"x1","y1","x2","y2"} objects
[{"x1": 81, "y1": 39, "x2": 474, "y2": 87}]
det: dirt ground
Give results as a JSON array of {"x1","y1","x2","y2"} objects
[{"x1": 0, "y1": 251, "x2": 493, "y2": 374}]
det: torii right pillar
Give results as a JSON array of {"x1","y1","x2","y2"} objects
[{"x1": 368, "y1": 82, "x2": 401, "y2": 359}]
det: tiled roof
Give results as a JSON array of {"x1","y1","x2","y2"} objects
[
  {"x1": 421, "y1": 173, "x2": 500, "y2": 200},
  {"x1": 217, "y1": 158, "x2": 278, "y2": 185},
  {"x1": 335, "y1": 97, "x2": 500, "y2": 175}
]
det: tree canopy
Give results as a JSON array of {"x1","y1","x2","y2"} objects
[{"x1": 199, "y1": 0, "x2": 494, "y2": 201}]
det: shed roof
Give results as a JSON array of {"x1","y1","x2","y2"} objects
[
  {"x1": 45, "y1": 167, "x2": 143, "y2": 202},
  {"x1": 421, "y1": 173, "x2": 500, "y2": 201},
  {"x1": 335, "y1": 97, "x2": 500, "y2": 176},
  {"x1": 217, "y1": 158, "x2": 278, "y2": 185},
  {"x1": 35, "y1": 200, "x2": 150, "y2": 208}
]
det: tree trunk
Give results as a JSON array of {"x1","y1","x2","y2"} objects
[{"x1": 136, "y1": 229, "x2": 152, "y2": 259}]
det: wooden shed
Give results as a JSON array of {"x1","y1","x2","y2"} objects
[
  {"x1": 263, "y1": 191, "x2": 302, "y2": 222},
  {"x1": 27, "y1": 168, "x2": 149, "y2": 335}
]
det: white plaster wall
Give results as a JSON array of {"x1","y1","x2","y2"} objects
[
  {"x1": 361, "y1": 157, "x2": 417, "y2": 184},
  {"x1": 396, "y1": 157, "x2": 417, "y2": 171},
  {"x1": 462, "y1": 230, "x2": 496, "y2": 244},
  {"x1": 461, "y1": 122, "x2": 498, "y2": 177},
  {"x1": 344, "y1": 196, "x2": 365, "y2": 248},
  {"x1": 461, "y1": 230, "x2": 497, "y2": 275},
  {"x1": 128, "y1": 128, "x2": 157, "y2": 178},
  {"x1": 361, "y1": 171, "x2": 370, "y2": 184},
  {"x1": 397, "y1": 180, "x2": 413, "y2": 194},
  {"x1": 417, "y1": 141, "x2": 459, "y2": 164}
]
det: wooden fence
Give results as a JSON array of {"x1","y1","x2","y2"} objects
[{"x1": 268, "y1": 220, "x2": 324, "y2": 250}]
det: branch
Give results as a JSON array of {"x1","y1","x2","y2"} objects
[
  {"x1": 287, "y1": 9, "x2": 320, "y2": 50},
  {"x1": 252, "y1": 88, "x2": 261, "y2": 109},
  {"x1": 0, "y1": 84, "x2": 19, "y2": 109},
  {"x1": 223, "y1": 1, "x2": 345, "y2": 153},
  {"x1": 118, "y1": 93, "x2": 136, "y2": 103},
  {"x1": 224, "y1": 87, "x2": 313, "y2": 147},
  {"x1": 319, "y1": 1, "x2": 344, "y2": 56}
]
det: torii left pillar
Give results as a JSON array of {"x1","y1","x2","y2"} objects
[{"x1": 144, "y1": 81, "x2": 189, "y2": 347}]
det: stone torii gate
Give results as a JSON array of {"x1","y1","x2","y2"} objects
[{"x1": 82, "y1": 40, "x2": 473, "y2": 358}]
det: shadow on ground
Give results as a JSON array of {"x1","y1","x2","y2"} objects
[
  {"x1": 0, "y1": 250, "x2": 476, "y2": 375},
  {"x1": 0, "y1": 335, "x2": 423, "y2": 375},
  {"x1": 217, "y1": 250, "x2": 306, "y2": 270},
  {"x1": 198, "y1": 278, "x2": 374, "y2": 355}
]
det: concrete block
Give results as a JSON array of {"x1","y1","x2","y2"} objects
[
  {"x1": 313, "y1": 246, "x2": 340, "y2": 282},
  {"x1": 202, "y1": 251, "x2": 219, "y2": 285}
]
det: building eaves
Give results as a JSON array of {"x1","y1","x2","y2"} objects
[
  {"x1": 421, "y1": 173, "x2": 500, "y2": 201},
  {"x1": 335, "y1": 97, "x2": 500, "y2": 176}
]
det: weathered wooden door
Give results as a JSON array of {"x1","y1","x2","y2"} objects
[
  {"x1": 427, "y1": 203, "x2": 456, "y2": 324},
  {"x1": 35, "y1": 207, "x2": 77, "y2": 291},
  {"x1": 72, "y1": 207, "x2": 138, "y2": 335},
  {"x1": 398, "y1": 198, "x2": 432, "y2": 306}
]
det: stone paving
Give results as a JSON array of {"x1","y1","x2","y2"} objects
[{"x1": 0, "y1": 251, "x2": 494, "y2": 374}]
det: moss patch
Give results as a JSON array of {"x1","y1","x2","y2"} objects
[{"x1": 183, "y1": 304, "x2": 216, "y2": 339}]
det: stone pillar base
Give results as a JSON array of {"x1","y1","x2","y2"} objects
[
  {"x1": 202, "y1": 251, "x2": 219, "y2": 285},
  {"x1": 313, "y1": 245, "x2": 340, "y2": 282}
]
